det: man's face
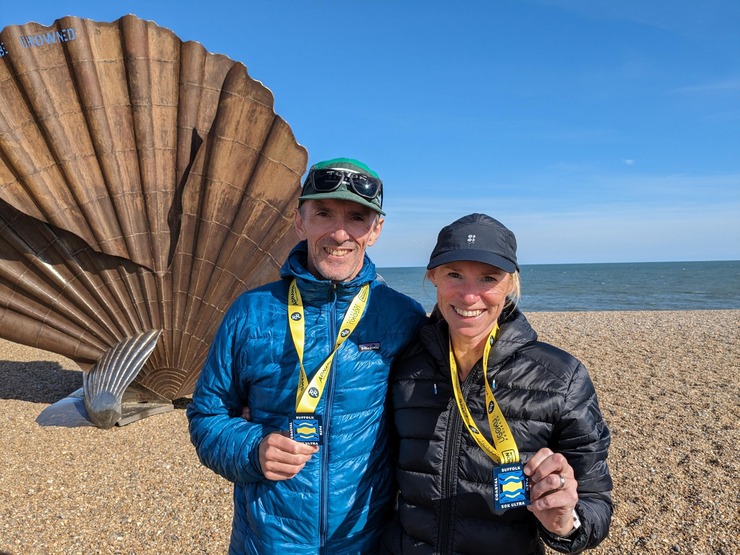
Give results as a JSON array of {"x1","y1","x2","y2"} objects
[{"x1": 295, "y1": 199, "x2": 384, "y2": 282}]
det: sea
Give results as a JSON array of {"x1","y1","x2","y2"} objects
[{"x1": 377, "y1": 260, "x2": 740, "y2": 313}]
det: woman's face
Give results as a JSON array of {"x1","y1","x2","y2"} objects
[{"x1": 429, "y1": 260, "x2": 513, "y2": 348}]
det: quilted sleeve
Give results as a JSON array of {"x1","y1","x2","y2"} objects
[
  {"x1": 541, "y1": 361, "x2": 614, "y2": 553},
  {"x1": 186, "y1": 298, "x2": 271, "y2": 485}
]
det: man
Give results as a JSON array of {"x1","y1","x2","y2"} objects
[{"x1": 187, "y1": 158, "x2": 426, "y2": 554}]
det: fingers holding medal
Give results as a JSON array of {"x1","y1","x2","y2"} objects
[
  {"x1": 258, "y1": 431, "x2": 319, "y2": 481},
  {"x1": 523, "y1": 447, "x2": 579, "y2": 532}
]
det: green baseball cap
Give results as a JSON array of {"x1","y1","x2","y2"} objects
[{"x1": 299, "y1": 157, "x2": 385, "y2": 215}]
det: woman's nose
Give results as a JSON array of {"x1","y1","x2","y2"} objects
[{"x1": 460, "y1": 287, "x2": 479, "y2": 304}]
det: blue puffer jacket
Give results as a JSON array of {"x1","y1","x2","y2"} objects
[{"x1": 187, "y1": 242, "x2": 427, "y2": 554}]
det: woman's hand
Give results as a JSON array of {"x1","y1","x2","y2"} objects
[{"x1": 524, "y1": 447, "x2": 579, "y2": 537}]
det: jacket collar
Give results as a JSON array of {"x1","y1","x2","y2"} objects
[
  {"x1": 279, "y1": 241, "x2": 377, "y2": 302},
  {"x1": 421, "y1": 306, "x2": 537, "y2": 369}
]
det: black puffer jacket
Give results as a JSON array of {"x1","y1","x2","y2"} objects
[{"x1": 382, "y1": 308, "x2": 613, "y2": 554}]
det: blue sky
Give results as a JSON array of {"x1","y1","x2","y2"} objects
[{"x1": 2, "y1": 1, "x2": 739, "y2": 267}]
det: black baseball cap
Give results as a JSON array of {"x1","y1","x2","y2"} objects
[{"x1": 427, "y1": 213, "x2": 519, "y2": 272}]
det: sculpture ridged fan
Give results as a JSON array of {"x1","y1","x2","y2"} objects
[{"x1": 0, "y1": 15, "x2": 307, "y2": 427}]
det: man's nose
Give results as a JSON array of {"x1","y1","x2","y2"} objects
[{"x1": 332, "y1": 225, "x2": 351, "y2": 242}]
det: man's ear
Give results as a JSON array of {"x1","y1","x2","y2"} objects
[
  {"x1": 294, "y1": 207, "x2": 306, "y2": 240},
  {"x1": 366, "y1": 217, "x2": 384, "y2": 247}
]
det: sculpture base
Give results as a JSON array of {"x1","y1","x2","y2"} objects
[{"x1": 117, "y1": 401, "x2": 174, "y2": 426}]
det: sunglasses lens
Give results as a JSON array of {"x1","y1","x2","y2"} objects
[
  {"x1": 311, "y1": 169, "x2": 344, "y2": 192},
  {"x1": 349, "y1": 174, "x2": 380, "y2": 199},
  {"x1": 305, "y1": 168, "x2": 382, "y2": 207}
]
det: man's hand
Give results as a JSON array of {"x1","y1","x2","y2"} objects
[
  {"x1": 524, "y1": 447, "x2": 579, "y2": 537},
  {"x1": 258, "y1": 431, "x2": 319, "y2": 481}
]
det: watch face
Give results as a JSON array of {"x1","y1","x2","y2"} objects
[{"x1": 572, "y1": 508, "x2": 581, "y2": 528}]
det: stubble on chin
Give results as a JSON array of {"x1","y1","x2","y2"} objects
[{"x1": 316, "y1": 255, "x2": 363, "y2": 282}]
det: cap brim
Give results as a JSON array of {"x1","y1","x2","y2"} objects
[
  {"x1": 299, "y1": 189, "x2": 385, "y2": 215},
  {"x1": 427, "y1": 250, "x2": 517, "y2": 273}
]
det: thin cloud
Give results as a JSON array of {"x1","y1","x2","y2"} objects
[
  {"x1": 377, "y1": 171, "x2": 740, "y2": 266},
  {"x1": 376, "y1": 199, "x2": 740, "y2": 266},
  {"x1": 672, "y1": 78, "x2": 740, "y2": 95}
]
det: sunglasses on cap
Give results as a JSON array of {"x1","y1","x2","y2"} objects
[{"x1": 303, "y1": 168, "x2": 383, "y2": 207}]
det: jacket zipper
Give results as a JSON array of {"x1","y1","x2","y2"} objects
[
  {"x1": 437, "y1": 363, "x2": 478, "y2": 553},
  {"x1": 319, "y1": 284, "x2": 338, "y2": 552}
]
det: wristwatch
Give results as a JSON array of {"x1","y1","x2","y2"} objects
[{"x1": 557, "y1": 508, "x2": 582, "y2": 541}]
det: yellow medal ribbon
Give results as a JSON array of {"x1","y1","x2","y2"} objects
[
  {"x1": 449, "y1": 324, "x2": 520, "y2": 464},
  {"x1": 288, "y1": 279, "x2": 369, "y2": 413}
]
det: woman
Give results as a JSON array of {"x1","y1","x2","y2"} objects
[{"x1": 382, "y1": 213, "x2": 613, "y2": 554}]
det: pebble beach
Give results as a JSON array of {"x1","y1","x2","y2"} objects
[{"x1": 1, "y1": 310, "x2": 738, "y2": 555}]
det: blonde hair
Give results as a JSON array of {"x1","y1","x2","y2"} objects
[{"x1": 505, "y1": 271, "x2": 521, "y2": 309}]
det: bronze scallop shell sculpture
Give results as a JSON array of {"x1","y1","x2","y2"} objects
[{"x1": 0, "y1": 15, "x2": 307, "y2": 428}]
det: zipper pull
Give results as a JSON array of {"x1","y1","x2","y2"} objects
[{"x1": 433, "y1": 382, "x2": 438, "y2": 395}]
